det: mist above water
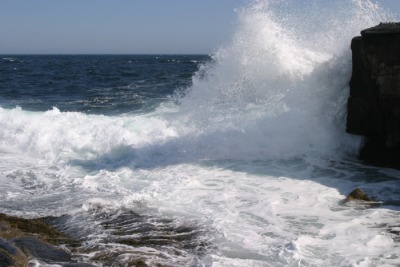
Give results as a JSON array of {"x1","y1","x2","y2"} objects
[{"x1": 175, "y1": 0, "x2": 394, "y2": 161}]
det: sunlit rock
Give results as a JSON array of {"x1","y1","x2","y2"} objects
[{"x1": 344, "y1": 188, "x2": 372, "y2": 202}]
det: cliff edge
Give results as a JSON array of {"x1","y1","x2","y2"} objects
[{"x1": 347, "y1": 22, "x2": 400, "y2": 168}]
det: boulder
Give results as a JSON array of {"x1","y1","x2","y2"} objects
[
  {"x1": 344, "y1": 188, "x2": 372, "y2": 202},
  {"x1": 347, "y1": 23, "x2": 400, "y2": 168}
]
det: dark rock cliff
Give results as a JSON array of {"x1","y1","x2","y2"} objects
[{"x1": 347, "y1": 23, "x2": 400, "y2": 168}]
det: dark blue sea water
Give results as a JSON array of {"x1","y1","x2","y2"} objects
[{"x1": 0, "y1": 55, "x2": 209, "y2": 114}]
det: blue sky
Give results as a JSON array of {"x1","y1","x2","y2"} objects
[
  {"x1": 0, "y1": 0, "x2": 244, "y2": 54},
  {"x1": 1, "y1": 0, "x2": 399, "y2": 54}
]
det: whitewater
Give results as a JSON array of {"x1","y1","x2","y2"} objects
[{"x1": 1, "y1": 0, "x2": 400, "y2": 266}]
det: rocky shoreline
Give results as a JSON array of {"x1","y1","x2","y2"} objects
[
  {"x1": 0, "y1": 189, "x2": 385, "y2": 267},
  {"x1": 0, "y1": 210, "x2": 207, "y2": 267},
  {"x1": 0, "y1": 213, "x2": 95, "y2": 267}
]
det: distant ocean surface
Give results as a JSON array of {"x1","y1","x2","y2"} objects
[
  {"x1": 1, "y1": 1, "x2": 400, "y2": 267},
  {"x1": 0, "y1": 55, "x2": 206, "y2": 115}
]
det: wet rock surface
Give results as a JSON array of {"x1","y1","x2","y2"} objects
[
  {"x1": 0, "y1": 211, "x2": 211, "y2": 266},
  {"x1": 53, "y1": 209, "x2": 212, "y2": 267},
  {"x1": 12, "y1": 237, "x2": 72, "y2": 262},
  {"x1": 0, "y1": 213, "x2": 95, "y2": 266},
  {"x1": 344, "y1": 188, "x2": 373, "y2": 202}
]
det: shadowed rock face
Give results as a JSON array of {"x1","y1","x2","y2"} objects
[{"x1": 347, "y1": 23, "x2": 400, "y2": 168}]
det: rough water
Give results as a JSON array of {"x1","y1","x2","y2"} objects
[{"x1": 1, "y1": 0, "x2": 400, "y2": 266}]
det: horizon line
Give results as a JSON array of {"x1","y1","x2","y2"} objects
[{"x1": 0, "y1": 53, "x2": 211, "y2": 56}]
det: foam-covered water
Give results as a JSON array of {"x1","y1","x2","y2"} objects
[{"x1": 1, "y1": 0, "x2": 400, "y2": 266}]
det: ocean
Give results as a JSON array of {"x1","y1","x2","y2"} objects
[{"x1": 1, "y1": 1, "x2": 400, "y2": 266}]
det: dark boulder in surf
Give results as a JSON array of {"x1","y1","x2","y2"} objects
[
  {"x1": 344, "y1": 188, "x2": 372, "y2": 203},
  {"x1": 347, "y1": 23, "x2": 400, "y2": 168}
]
